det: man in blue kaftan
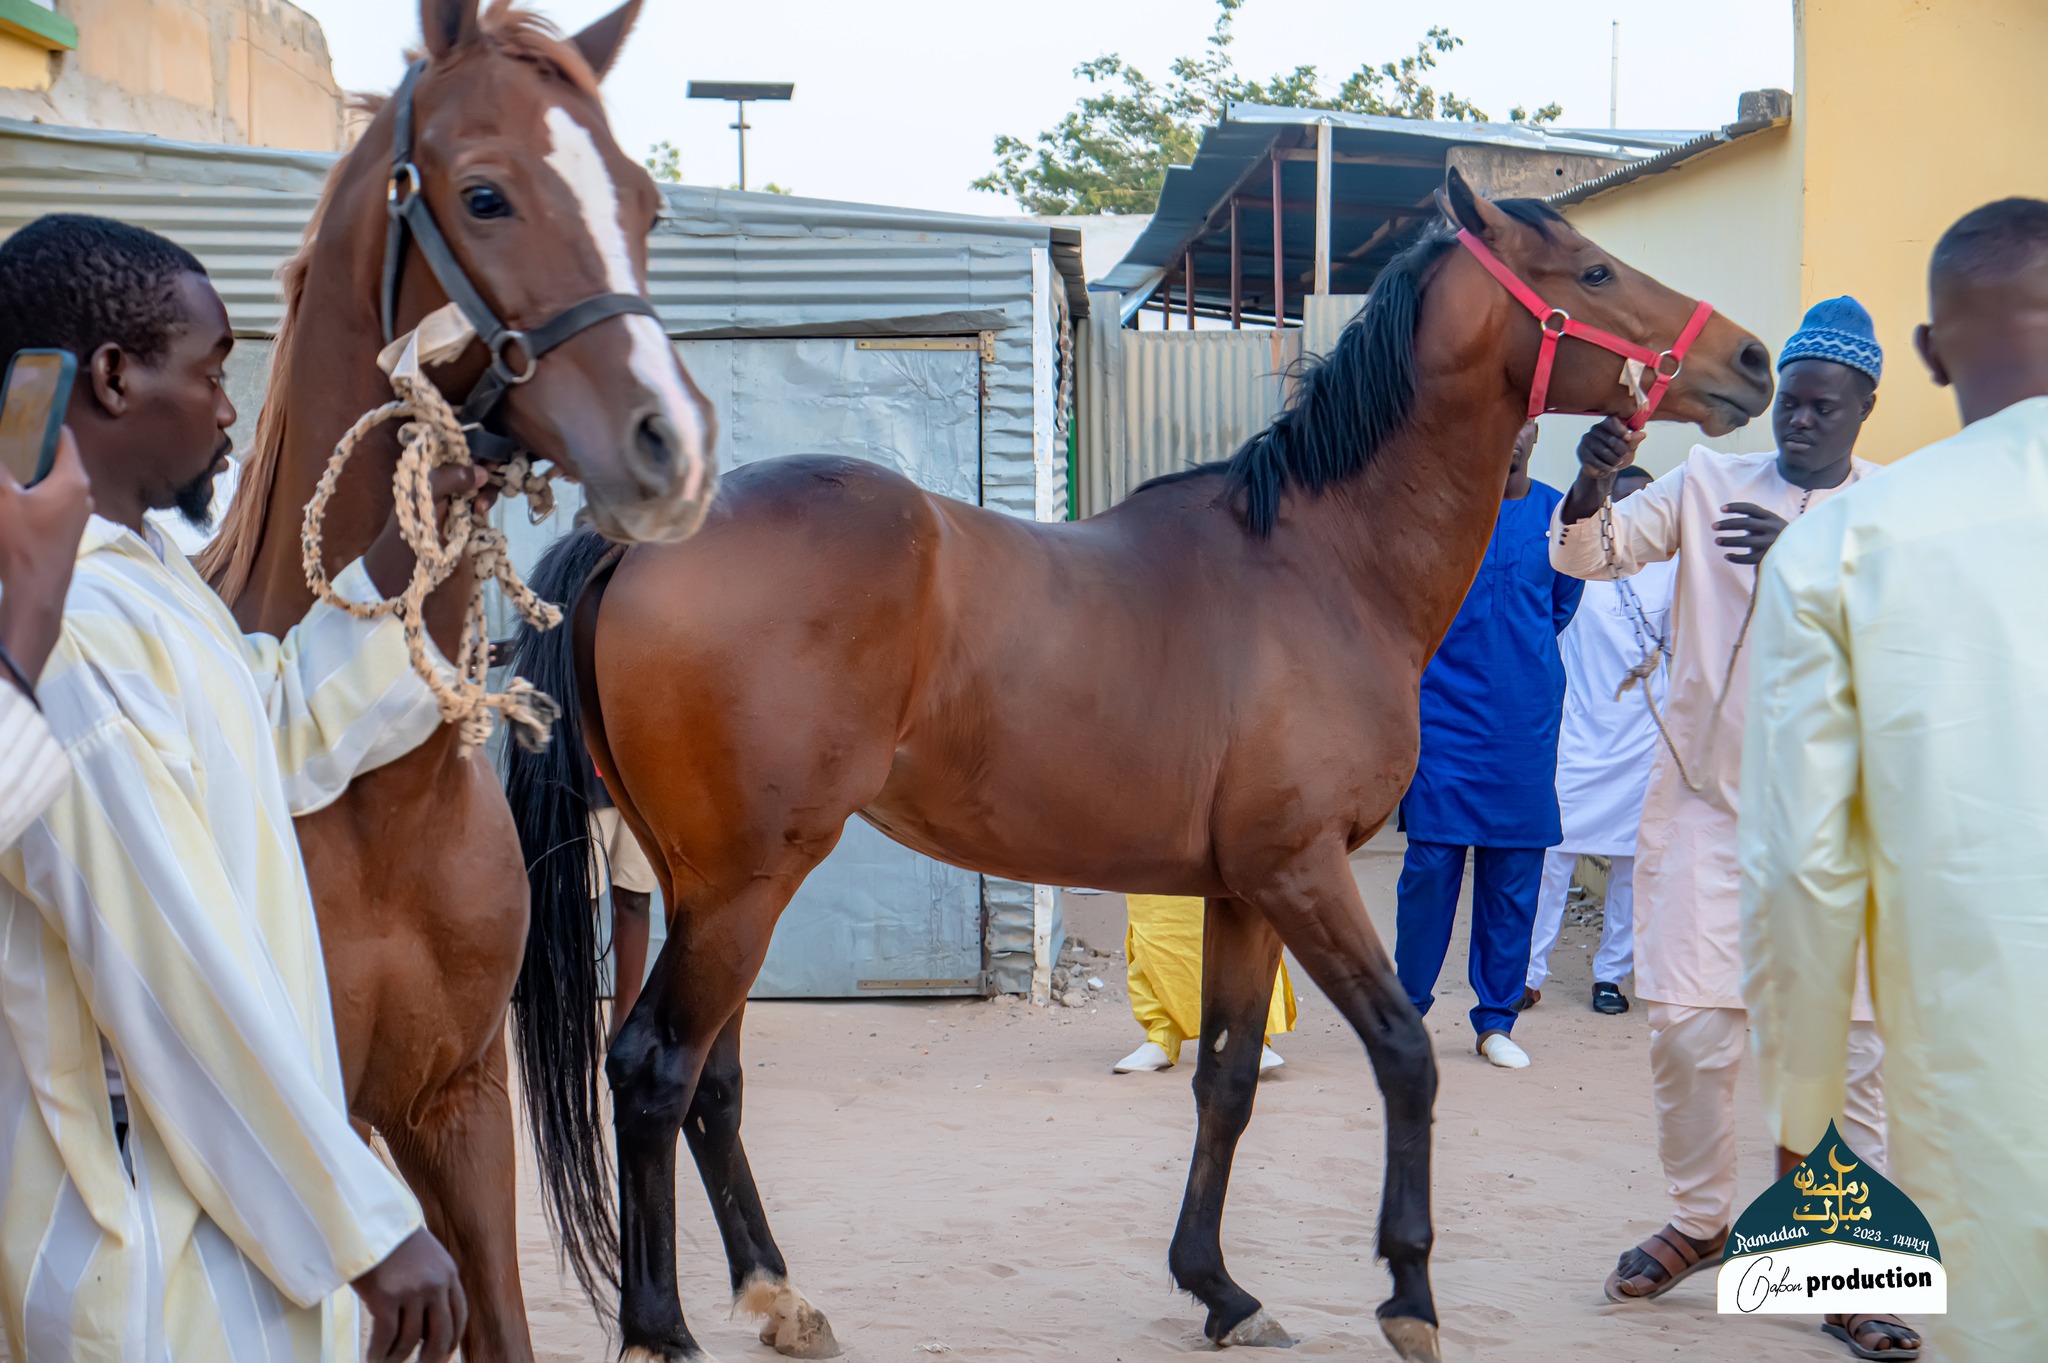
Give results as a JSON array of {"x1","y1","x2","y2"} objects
[{"x1": 1395, "y1": 421, "x2": 1581, "y2": 1069}]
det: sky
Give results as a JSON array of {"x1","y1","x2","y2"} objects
[{"x1": 296, "y1": 0, "x2": 1794, "y2": 218}]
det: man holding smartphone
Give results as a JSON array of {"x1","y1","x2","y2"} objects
[
  {"x1": 0, "y1": 215, "x2": 475, "y2": 1362},
  {"x1": 0, "y1": 429, "x2": 91, "y2": 848}
]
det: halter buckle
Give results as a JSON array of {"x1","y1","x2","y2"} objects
[
  {"x1": 490, "y1": 330, "x2": 538, "y2": 386},
  {"x1": 1541, "y1": 308, "x2": 1571, "y2": 336},
  {"x1": 1654, "y1": 349, "x2": 1684, "y2": 380},
  {"x1": 389, "y1": 162, "x2": 422, "y2": 210}
]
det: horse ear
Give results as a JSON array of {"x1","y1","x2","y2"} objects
[
  {"x1": 571, "y1": 0, "x2": 644, "y2": 81},
  {"x1": 1439, "y1": 165, "x2": 1504, "y2": 240},
  {"x1": 421, "y1": 0, "x2": 480, "y2": 58}
]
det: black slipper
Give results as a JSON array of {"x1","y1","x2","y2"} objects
[
  {"x1": 1592, "y1": 982, "x2": 1630, "y2": 1014},
  {"x1": 1516, "y1": 987, "x2": 1540, "y2": 1012}
]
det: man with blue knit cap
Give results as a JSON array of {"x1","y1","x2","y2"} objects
[{"x1": 1550, "y1": 298, "x2": 1916, "y2": 1360}]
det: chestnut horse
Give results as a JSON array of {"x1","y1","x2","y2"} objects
[
  {"x1": 194, "y1": 1, "x2": 715, "y2": 1357},
  {"x1": 505, "y1": 172, "x2": 1774, "y2": 1361}
]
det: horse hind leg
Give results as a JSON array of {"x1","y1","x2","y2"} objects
[
  {"x1": 379, "y1": 1037, "x2": 533, "y2": 1363},
  {"x1": 683, "y1": 1006, "x2": 840, "y2": 1359},
  {"x1": 1241, "y1": 849, "x2": 1440, "y2": 1363},
  {"x1": 611, "y1": 855, "x2": 836, "y2": 1362},
  {"x1": 1166, "y1": 896, "x2": 1295, "y2": 1349}
]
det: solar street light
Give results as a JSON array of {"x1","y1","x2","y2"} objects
[{"x1": 687, "y1": 81, "x2": 794, "y2": 191}]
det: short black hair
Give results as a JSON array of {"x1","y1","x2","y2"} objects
[
  {"x1": 1614, "y1": 464, "x2": 1653, "y2": 484},
  {"x1": 1930, "y1": 198, "x2": 2048, "y2": 289},
  {"x1": 0, "y1": 214, "x2": 207, "y2": 368}
]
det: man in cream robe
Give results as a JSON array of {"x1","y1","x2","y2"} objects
[
  {"x1": 1553, "y1": 299, "x2": 1904, "y2": 1354},
  {"x1": 1744, "y1": 198, "x2": 2048, "y2": 1363},
  {"x1": 0, "y1": 214, "x2": 468, "y2": 1361}
]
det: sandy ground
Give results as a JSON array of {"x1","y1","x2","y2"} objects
[{"x1": 513, "y1": 834, "x2": 1867, "y2": 1363}]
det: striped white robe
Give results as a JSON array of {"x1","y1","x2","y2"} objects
[
  {"x1": 0, "y1": 517, "x2": 443, "y2": 1361},
  {"x1": 0, "y1": 689, "x2": 67, "y2": 853}
]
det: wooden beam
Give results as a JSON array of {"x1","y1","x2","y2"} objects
[
  {"x1": 1277, "y1": 147, "x2": 1443, "y2": 169},
  {"x1": 1271, "y1": 155, "x2": 1284, "y2": 328},
  {"x1": 1230, "y1": 196, "x2": 1431, "y2": 218},
  {"x1": 1229, "y1": 199, "x2": 1242, "y2": 329},
  {"x1": 1184, "y1": 250, "x2": 1195, "y2": 328}
]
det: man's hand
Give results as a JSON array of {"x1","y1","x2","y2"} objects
[
  {"x1": 1714, "y1": 501, "x2": 1790, "y2": 565},
  {"x1": 1559, "y1": 415, "x2": 1647, "y2": 524},
  {"x1": 352, "y1": 1227, "x2": 467, "y2": 1363},
  {"x1": 362, "y1": 465, "x2": 498, "y2": 600},
  {"x1": 0, "y1": 429, "x2": 93, "y2": 687},
  {"x1": 1777, "y1": 1146, "x2": 1803, "y2": 1178}
]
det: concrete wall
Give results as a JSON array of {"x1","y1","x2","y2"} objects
[
  {"x1": 0, "y1": 0, "x2": 342, "y2": 151},
  {"x1": 1532, "y1": 124, "x2": 1804, "y2": 491},
  {"x1": 1797, "y1": 0, "x2": 2048, "y2": 462}
]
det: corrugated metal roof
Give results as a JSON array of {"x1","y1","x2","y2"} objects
[
  {"x1": 1098, "y1": 103, "x2": 1701, "y2": 314},
  {"x1": 1547, "y1": 112, "x2": 1788, "y2": 207},
  {"x1": 0, "y1": 116, "x2": 1089, "y2": 337},
  {"x1": 0, "y1": 115, "x2": 1071, "y2": 520}
]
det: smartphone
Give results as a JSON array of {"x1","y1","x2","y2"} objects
[{"x1": 0, "y1": 349, "x2": 77, "y2": 487}]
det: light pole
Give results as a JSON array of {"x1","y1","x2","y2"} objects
[{"x1": 686, "y1": 81, "x2": 794, "y2": 192}]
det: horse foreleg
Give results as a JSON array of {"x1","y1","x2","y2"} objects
[
  {"x1": 1243, "y1": 848, "x2": 1441, "y2": 1363},
  {"x1": 380, "y1": 1037, "x2": 533, "y2": 1363},
  {"x1": 684, "y1": 1006, "x2": 839, "y2": 1359},
  {"x1": 1167, "y1": 896, "x2": 1295, "y2": 1348}
]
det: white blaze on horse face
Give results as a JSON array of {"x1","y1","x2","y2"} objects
[{"x1": 541, "y1": 106, "x2": 709, "y2": 505}]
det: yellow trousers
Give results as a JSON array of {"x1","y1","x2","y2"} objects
[{"x1": 1125, "y1": 894, "x2": 1297, "y2": 1060}]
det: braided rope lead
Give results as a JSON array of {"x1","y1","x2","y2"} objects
[
  {"x1": 301, "y1": 367, "x2": 564, "y2": 759},
  {"x1": 1599, "y1": 487, "x2": 1794, "y2": 799}
]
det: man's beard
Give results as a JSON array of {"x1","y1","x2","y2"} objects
[{"x1": 171, "y1": 462, "x2": 220, "y2": 531}]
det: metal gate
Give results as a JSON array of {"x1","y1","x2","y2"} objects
[{"x1": 663, "y1": 336, "x2": 988, "y2": 997}]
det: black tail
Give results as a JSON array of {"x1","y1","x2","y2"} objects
[{"x1": 503, "y1": 525, "x2": 619, "y2": 1309}]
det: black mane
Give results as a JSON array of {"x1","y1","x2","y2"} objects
[{"x1": 1137, "y1": 197, "x2": 1562, "y2": 537}]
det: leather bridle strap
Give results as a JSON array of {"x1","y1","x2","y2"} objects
[
  {"x1": 1456, "y1": 228, "x2": 1714, "y2": 432},
  {"x1": 379, "y1": 59, "x2": 660, "y2": 452}
]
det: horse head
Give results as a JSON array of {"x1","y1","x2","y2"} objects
[
  {"x1": 386, "y1": 0, "x2": 716, "y2": 543},
  {"x1": 1437, "y1": 166, "x2": 1775, "y2": 436}
]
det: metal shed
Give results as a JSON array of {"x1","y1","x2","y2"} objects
[{"x1": 0, "y1": 116, "x2": 1083, "y2": 1001}]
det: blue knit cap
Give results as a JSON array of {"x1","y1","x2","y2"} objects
[{"x1": 1780, "y1": 296, "x2": 1882, "y2": 386}]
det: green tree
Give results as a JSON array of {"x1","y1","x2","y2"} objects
[
  {"x1": 973, "y1": 1, "x2": 1562, "y2": 215},
  {"x1": 645, "y1": 140, "x2": 684, "y2": 183}
]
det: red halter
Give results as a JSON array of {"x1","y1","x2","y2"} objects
[{"x1": 1456, "y1": 229, "x2": 1715, "y2": 432}]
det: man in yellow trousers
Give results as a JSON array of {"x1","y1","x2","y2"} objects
[{"x1": 1114, "y1": 895, "x2": 1295, "y2": 1073}]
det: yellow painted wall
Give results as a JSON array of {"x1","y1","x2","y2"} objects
[
  {"x1": 1532, "y1": 124, "x2": 1805, "y2": 491},
  {"x1": 0, "y1": 31, "x2": 51, "y2": 92},
  {"x1": 1798, "y1": 0, "x2": 2048, "y2": 462},
  {"x1": 0, "y1": 0, "x2": 342, "y2": 151}
]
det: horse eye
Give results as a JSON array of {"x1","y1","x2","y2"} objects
[
  {"x1": 1581, "y1": 263, "x2": 1614, "y2": 286},
  {"x1": 462, "y1": 184, "x2": 512, "y2": 220}
]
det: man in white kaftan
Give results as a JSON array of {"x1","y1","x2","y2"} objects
[
  {"x1": 1554, "y1": 298, "x2": 1913, "y2": 1358},
  {"x1": 0, "y1": 215, "x2": 469, "y2": 1362},
  {"x1": 1744, "y1": 198, "x2": 2048, "y2": 1363},
  {"x1": 0, "y1": 429, "x2": 92, "y2": 853},
  {"x1": 1525, "y1": 468, "x2": 1674, "y2": 1014}
]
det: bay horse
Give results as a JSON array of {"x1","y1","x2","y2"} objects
[
  {"x1": 504, "y1": 171, "x2": 1774, "y2": 1361},
  {"x1": 193, "y1": 1, "x2": 714, "y2": 1356}
]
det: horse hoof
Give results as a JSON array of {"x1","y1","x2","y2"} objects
[
  {"x1": 1220, "y1": 1308, "x2": 1295, "y2": 1348},
  {"x1": 739, "y1": 1279, "x2": 843, "y2": 1360},
  {"x1": 619, "y1": 1347, "x2": 720, "y2": 1363},
  {"x1": 1378, "y1": 1316, "x2": 1441, "y2": 1363}
]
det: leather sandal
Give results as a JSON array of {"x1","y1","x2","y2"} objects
[
  {"x1": 1822, "y1": 1314, "x2": 1921, "y2": 1360},
  {"x1": 1604, "y1": 1224, "x2": 1726, "y2": 1302}
]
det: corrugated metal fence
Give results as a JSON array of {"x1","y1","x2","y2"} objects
[{"x1": 1075, "y1": 293, "x2": 1366, "y2": 517}]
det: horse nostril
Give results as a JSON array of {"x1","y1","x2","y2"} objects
[
  {"x1": 1737, "y1": 339, "x2": 1772, "y2": 382},
  {"x1": 633, "y1": 412, "x2": 676, "y2": 479}
]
